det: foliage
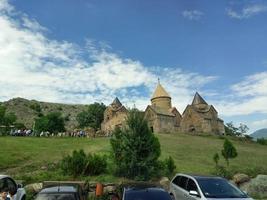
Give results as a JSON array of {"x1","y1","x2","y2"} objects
[
  {"x1": 225, "y1": 122, "x2": 249, "y2": 137},
  {"x1": 110, "y1": 109, "x2": 161, "y2": 180},
  {"x1": 76, "y1": 103, "x2": 106, "y2": 130},
  {"x1": 61, "y1": 149, "x2": 87, "y2": 177},
  {"x1": 83, "y1": 154, "x2": 107, "y2": 175},
  {"x1": 257, "y1": 138, "x2": 267, "y2": 145},
  {"x1": 164, "y1": 156, "x2": 176, "y2": 176},
  {"x1": 34, "y1": 112, "x2": 65, "y2": 134},
  {"x1": 221, "y1": 138, "x2": 238, "y2": 166},
  {"x1": 213, "y1": 153, "x2": 220, "y2": 166},
  {"x1": 0, "y1": 105, "x2": 17, "y2": 135},
  {"x1": 212, "y1": 165, "x2": 233, "y2": 179},
  {"x1": 30, "y1": 102, "x2": 42, "y2": 113},
  {"x1": 61, "y1": 149, "x2": 107, "y2": 177}
]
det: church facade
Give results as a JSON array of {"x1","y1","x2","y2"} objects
[{"x1": 101, "y1": 97, "x2": 128, "y2": 134}]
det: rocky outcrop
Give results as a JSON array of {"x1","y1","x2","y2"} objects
[
  {"x1": 240, "y1": 175, "x2": 267, "y2": 199},
  {"x1": 232, "y1": 173, "x2": 250, "y2": 186}
]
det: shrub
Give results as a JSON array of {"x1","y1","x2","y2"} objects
[
  {"x1": 212, "y1": 165, "x2": 233, "y2": 179},
  {"x1": 164, "y1": 156, "x2": 176, "y2": 176},
  {"x1": 61, "y1": 149, "x2": 87, "y2": 177},
  {"x1": 257, "y1": 138, "x2": 267, "y2": 145},
  {"x1": 61, "y1": 149, "x2": 107, "y2": 177},
  {"x1": 83, "y1": 154, "x2": 107, "y2": 175}
]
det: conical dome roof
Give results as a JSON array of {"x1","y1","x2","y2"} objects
[
  {"x1": 192, "y1": 92, "x2": 207, "y2": 105},
  {"x1": 151, "y1": 83, "x2": 171, "y2": 100},
  {"x1": 111, "y1": 97, "x2": 122, "y2": 107}
]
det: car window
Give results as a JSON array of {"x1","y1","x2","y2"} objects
[
  {"x1": 187, "y1": 179, "x2": 198, "y2": 192},
  {"x1": 6, "y1": 178, "x2": 17, "y2": 195},
  {"x1": 197, "y1": 178, "x2": 247, "y2": 198},
  {"x1": 0, "y1": 178, "x2": 5, "y2": 190},
  {"x1": 178, "y1": 176, "x2": 188, "y2": 190},
  {"x1": 125, "y1": 190, "x2": 172, "y2": 200},
  {"x1": 172, "y1": 176, "x2": 181, "y2": 186},
  {"x1": 35, "y1": 193, "x2": 76, "y2": 200}
]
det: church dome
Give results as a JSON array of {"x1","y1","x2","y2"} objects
[
  {"x1": 151, "y1": 82, "x2": 172, "y2": 110},
  {"x1": 151, "y1": 83, "x2": 171, "y2": 100}
]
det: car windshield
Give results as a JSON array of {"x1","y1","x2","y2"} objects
[
  {"x1": 125, "y1": 190, "x2": 172, "y2": 200},
  {"x1": 197, "y1": 178, "x2": 247, "y2": 198},
  {"x1": 35, "y1": 193, "x2": 76, "y2": 200}
]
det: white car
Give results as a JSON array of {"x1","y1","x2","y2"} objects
[
  {"x1": 169, "y1": 173, "x2": 254, "y2": 200},
  {"x1": 0, "y1": 175, "x2": 26, "y2": 200}
]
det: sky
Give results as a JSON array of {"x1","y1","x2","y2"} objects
[{"x1": 0, "y1": 0, "x2": 267, "y2": 133}]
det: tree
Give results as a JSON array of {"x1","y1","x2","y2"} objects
[
  {"x1": 76, "y1": 103, "x2": 106, "y2": 130},
  {"x1": 0, "y1": 105, "x2": 17, "y2": 135},
  {"x1": 35, "y1": 112, "x2": 65, "y2": 133},
  {"x1": 110, "y1": 109, "x2": 161, "y2": 180},
  {"x1": 225, "y1": 122, "x2": 249, "y2": 137},
  {"x1": 221, "y1": 138, "x2": 238, "y2": 166},
  {"x1": 213, "y1": 153, "x2": 220, "y2": 167},
  {"x1": 238, "y1": 123, "x2": 249, "y2": 135},
  {"x1": 225, "y1": 122, "x2": 239, "y2": 136}
]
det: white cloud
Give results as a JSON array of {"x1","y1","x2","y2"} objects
[
  {"x1": 215, "y1": 71, "x2": 267, "y2": 116},
  {"x1": 251, "y1": 119, "x2": 267, "y2": 128},
  {"x1": 226, "y1": 4, "x2": 267, "y2": 19},
  {"x1": 182, "y1": 10, "x2": 204, "y2": 21},
  {"x1": 0, "y1": 0, "x2": 215, "y2": 111}
]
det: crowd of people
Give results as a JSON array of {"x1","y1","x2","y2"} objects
[{"x1": 9, "y1": 129, "x2": 96, "y2": 138}]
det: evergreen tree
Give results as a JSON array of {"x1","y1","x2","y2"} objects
[
  {"x1": 221, "y1": 138, "x2": 238, "y2": 166},
  {"x1": 110, "y1": 109, "x2": 161, "y2": 180}
]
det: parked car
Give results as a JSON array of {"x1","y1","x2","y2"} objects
[
  {"x1": 169, "y1": 173, "x2": 253, "y2": 200},
  {"x1": 35, "y1": 185, "x2": 88, "y2": 200},
  {"x1": 0, "y1": 175, "x2": 26, "y2": 200},
  {"x1": 122, "y1": 186, "x2": 172, "y2": 200}
]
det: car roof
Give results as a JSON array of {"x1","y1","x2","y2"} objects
[
  {"x1": 0, "y1": 175, "x2": 10, "y2": 179},
  {"x1": 125, "y1": 187, "x2": 166, "y2": 193},
  {"x1": 39, "y1": 186, "x2": 78, "y2": 193},
  {"x1": 174, "y1": 173, "x2": 225, "y2": 180}
]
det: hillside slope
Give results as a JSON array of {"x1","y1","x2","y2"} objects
[
  {"x1": 1, "y1": 97, "x2": 88, "y2": 130},
  {"x1": 0, "y1": 133, "x2": 266, "y2": 181},
  {"x1": 251, "y1": 128, "x2": 267, "y2": 139}
]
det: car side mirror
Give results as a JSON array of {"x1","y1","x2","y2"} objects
[
  {"x1": 17, "y1": 183, "x2": 23, "y2": 188},
  {"x1": 189, "y1": 190, "x2": 200, "y2": 197}
]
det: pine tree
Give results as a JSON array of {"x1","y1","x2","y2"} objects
[
  {"x1": 110, "y1": 109, "x2": 161, "y2": 180},
  {"x1": 221, "y1": 138, "x2": 238, "y2": 166}
]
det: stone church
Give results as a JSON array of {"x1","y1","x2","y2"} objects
[
  {"x1": 101, "y1": 83, "x2": 225, "y2": 135},
  {"x1": 144, "y1": 83, "x2": 182, "y2": 133},
  {"x1": 180, "y1": 92, "x2": 225, "y2": 134},
  {"x1": 143, "y1": 83, "x2": 225, "y2": 134},
  {"x1": 101, "y1": 97, "x2": 128, "y2": 134}
]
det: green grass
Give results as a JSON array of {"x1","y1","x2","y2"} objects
[{"x1": 0, "y1": 133, "x2": 266, "y2": 183}]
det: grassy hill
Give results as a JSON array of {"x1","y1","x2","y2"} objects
[
  {"x1": 1, "y1": 97, "x2": 88, "y2": 130},
  {"x1": 0, "y1": 133, "x2": 266, "y2": 183}
]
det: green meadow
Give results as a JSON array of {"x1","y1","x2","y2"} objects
[{"x1": 0, "y1": 133, "x2": 266, "y2": 183}]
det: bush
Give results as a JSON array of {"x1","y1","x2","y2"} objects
[
  {"x1": 84, "y1": 154, "x2": 107, "y2": 175},
  {"x1": 61, "y1": 149, "x2": 107, "y2": 177},
  {"x1": 212, "y1": 165, "x2": 233, "y2": 179},
  {"x1": 164, "y1": 156, "x2": 176, "y2": 176},
  {"x1": 257, "y1": 138, "x2": 267, "y2": 145}
]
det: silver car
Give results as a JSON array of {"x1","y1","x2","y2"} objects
[
  {"x1": 0, "y1": 175, "x2": 26, "y2": 200},
  {"x1": 169, "y1": 173, "x2": 253, "y2": 200}
]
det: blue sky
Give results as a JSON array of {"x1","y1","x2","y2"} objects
[{"x1": 1, "y1": 0, "x2": 267, "y2": 133}]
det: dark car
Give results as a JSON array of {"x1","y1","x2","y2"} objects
[
  {"x1": 122, "y1": 187, "x2": 172, "y2": 200},
  {"x1": 35, "y1": 185, "x2": 88, "y2": 200}
]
